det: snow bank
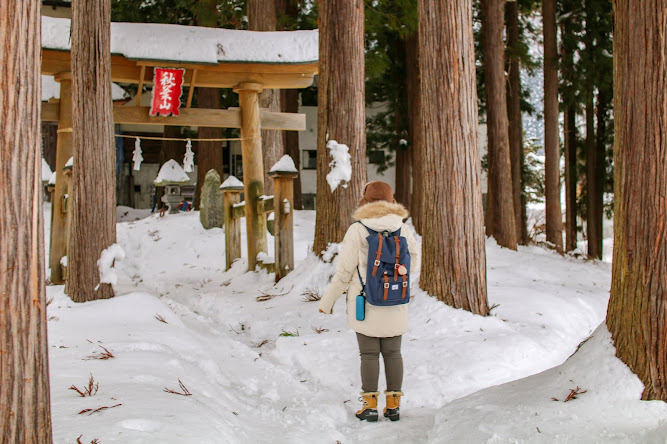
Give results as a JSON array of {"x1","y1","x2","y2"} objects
[
  {"x1": 154, "y1": 159, "x2": 190, "y2": 185},
  {"x1": 427, "y1": 325, "x2": 667, "y2": 443},
  {"x1": 42, "y1": 17, "x2": 318, "y2": 65},
  {"x1": 325, "y1": 140, "x2": 351, "y2": 192},
  {"x1": 269, "y1": 155, "x2": 298, "y2": 174}
]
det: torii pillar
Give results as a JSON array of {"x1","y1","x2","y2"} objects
[
  {"x1": 234, "y1": 82, "x2": 268, "y2": 270},
  {"x1": 49, "y1": 72, "x2": 72, "y2": 284}
]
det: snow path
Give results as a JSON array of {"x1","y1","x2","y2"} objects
[{"x1": 45, "y1": 209, "x2": 664, "y2": 443}]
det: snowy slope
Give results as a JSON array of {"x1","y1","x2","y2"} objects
[{"x1": 45, "y1": 209, "x2": 666, "y2": 443}]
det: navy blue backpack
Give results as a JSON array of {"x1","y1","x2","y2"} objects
[{"x1": 356, "y1": 222, "x2": 411, "y2": 308}]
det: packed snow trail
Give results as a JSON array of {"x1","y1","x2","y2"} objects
[{"x1": 45, "y1": 210, "x2": 666, "y2": 443}]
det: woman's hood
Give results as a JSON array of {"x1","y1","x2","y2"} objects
[{"x1": 352, "y1": 201, "x2": 409, "y2": 232}]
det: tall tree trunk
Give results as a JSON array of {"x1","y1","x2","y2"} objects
[
  {"x1": 542, "y1": 0, "x2": 564, "y2": 252},
  {"x1": 506, "y1": 0, "x2": 527, "y2": 245},
  {"x1": 561, "y1": 17, "x2": 579, "y2": 253},
  {"x1": 280, "y1": 0, "x2": 303, "y2": 209},
  {"x1": 406, "y1": 34, "x2": 424, "y2": 233},
  {"x1": 606, "y1": 0, "x2": 667, "y2": 401},
  {"x1": 482, "y1": 0, "x2": 517, "y2": 249},
  {"x1": 195, "y1": 87, "x2": 223, "y2": 210},
  {"x1": 67, "y1": 0, "x2": 116, "y2": 302},
  {"x1": 585, "y1": 93, "x2": 603, "y2": 258},
  {"x1": 313, "y1": 0, "x2": 367, "y2": 256},
  {"x1": 395, "y1": 74, "x2": 412, "y2": 208},
  {"x1": 0, "y1": 0, "x2": 53, "y2": 440},
  {"x1": 564, "y1": 105, "x2": 578, "y2": 252},
  {"x1": 194, "y1": 0, "x2": 223, "y2": 210},
  {"x1": 418, "y1": 0, "x2": 489, "y2": 315},
  {"x1": 248, "y1": 0, "x2": 284, "y2": 195}
]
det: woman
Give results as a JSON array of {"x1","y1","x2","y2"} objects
[{"x1": 318, "y1": 181, "x2": 420, "y2": 422}]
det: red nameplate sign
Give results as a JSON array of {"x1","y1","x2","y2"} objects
[{"x1": 150, "y1": 68, "x2": 185, "y2": 116}]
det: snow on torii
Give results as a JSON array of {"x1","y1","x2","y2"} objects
[{"x1": 41, "y1": 15, "x2": 319, "y2": 281}]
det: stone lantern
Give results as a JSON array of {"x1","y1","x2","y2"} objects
[{"x1": 154, "y1": 159, "x2": 191, "y2": 214}]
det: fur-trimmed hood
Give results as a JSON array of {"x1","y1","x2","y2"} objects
[{"x1": 352, "y1": 201, "x2": 409, "y2": 232}]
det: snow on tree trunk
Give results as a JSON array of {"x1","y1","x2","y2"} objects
[
  {"x1": 417, "y1": 0, "x2": 489, "y2": 315},
  {"x1": 0, "y1": 0, "x2": 54, "y2": 439},
  {"x1": 482, "y1": 0, "x2": 517, "y2": 250},
  {"x1": 67, "y1": 0, "x2": 117, "y2": 302},
  {"x1": 313, "y1": 0, "x2": 367, "y2": 257},
  {"x1": 606, "y1": 0, "x2": 667, "y2": 401},
  {"x1": 199, "y1": 169, "x2": 224, "y2": 229},
  {"x1": 542, "y1": 0, "x2": 564, "y2": 252}
]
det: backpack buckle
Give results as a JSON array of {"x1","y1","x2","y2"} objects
[
  {"x1": 374, "y1": 260, "x2": 380, "y2": 267},
  {"x1": 384, "y1": 283, "x2": 390, "y2": 289},
  {"x1": 402, "y1": 281, "x2": 408, "y2": 287}
]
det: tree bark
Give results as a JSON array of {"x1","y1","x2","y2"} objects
[
  {"x1": 281, "y1": 89, "x2": 303, "y2": 209},
  {"x1": 195, "y1": 87, "x2": 223, "y2": 210},
  {"x1": 248, "y1": 0, "x2": 284, "y2": 196},
  {"x1": 418, "y1": 0, "x2": 489, "y2": 315},
  {"x1": 279, "y1": 0, "x2": 303, "y2": 209},
  {"x1": 482, "y1": 0, "x2": 517, "y2": 250},
  {"x1": 606, "y1": 0, "x2": 667, "y2": 401},
  {"x1": 0, "y1": 1, "x2": 54, "y2": 440},
  {"x1": 194, "y1": 0, "x2": 223, "y2": 210},
  {"x1": 542, "y1": 0, "x2": 564, "y2": 252},
  {"x1": 505, "y1": 0, "x2": 527, "y2": 245},
  {"x1": 313, "y1": 0, "x2": 367, "y2": 256},
  {"x1": 406, "y1": 34, "x2": 424, "y2": 234},
  {"x1": 564, "y1": 105, "x2": 578, "y2": 252},
  {"x1": 67, "y1": 0, "x2": 117, "y2": 302},
  {"x1": 585, "y1": 93, "x2": 603, "y2": 258}
]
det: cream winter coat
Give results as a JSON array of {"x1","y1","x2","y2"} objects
[{"x1": 318, "y1": 201, "x2": 421, "y2": 338}]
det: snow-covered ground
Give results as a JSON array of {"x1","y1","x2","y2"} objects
[{"x1": 45, "y1": 208, "x2": 667, "y2": 443}]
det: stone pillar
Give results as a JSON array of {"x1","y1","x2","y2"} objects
[
  {"x1": 49, "y1": 73, "x2": 72, "y2": 284},
  {"x1": 234, "y1": 82, "x2": 267, "y2": 271}
]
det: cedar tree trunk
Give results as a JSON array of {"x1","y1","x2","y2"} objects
[
  {"x1": 482, "y1": 0, "x2": 517, "y2": 249},
  {"x1": 542, "y1": 0, "x2": 564, "y2": 252},
  {"x1": 606, "y1": 0, "x2": 667, "y2": 401},
  {"x1": 406, "y1": 34, "x2": 424, "y2": 234},
  {"x1": 418, "y1": 0, "x2": 489, "y2": 315},
  {"x1": 248, "y1": 0, "x2": 284, "y2": 195},
  {"x1": 67, "y1": 0, "x2": 117, "y2": 302},
  {"x1": 313, "y1": 0, "x2": 367, "y2": 256},
  {"x1": 0, "y1": 1, "x2": 53, "y2": 440},
  {"x1": 506, "y1": 0, "x2": 527, "y2": 244},
  {"x1": 194, "y1": 0, "x2": 223, "y2": 210}
]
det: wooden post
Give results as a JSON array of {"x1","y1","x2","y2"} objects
[
  {"x1": 221, "y1": 183, "x2": 244, "y2": 271},
  {"x1": 270, "y1": 170, "x2": 298, "y2": 280},
  {"x1": 62, "y1": 164, "x2": 73, "y2": 281},
  {"x1": 234, "y1": 82, "x2": 267, "y2": 271},
  {"x1": 49, "y1": 72, "x2": 72, "y2": 284}
]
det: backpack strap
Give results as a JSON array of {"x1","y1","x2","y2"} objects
[
  {"x1": 393, "y1": 235, "x2": 400, "y2": 281},
  {"x1": 356, "y1": 266, "x2": 365, "y2": 296},
  {"x1": 383, "y1": 273, "x2": 390, "y2": 301},
  {"x1": 354, "y1": 221, "x2": 382, "y2": 277},
  {"x1": 402, "y1": 274, "x2": 408, "y2": 298}
]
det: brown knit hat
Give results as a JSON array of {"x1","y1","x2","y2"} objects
[{"x1": 358, "y1": 181, "x2": 396, "y2": 206}]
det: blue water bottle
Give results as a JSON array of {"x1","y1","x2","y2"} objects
[{"x1": 356, "y1": 294, "x2": 365, "y2": 321}]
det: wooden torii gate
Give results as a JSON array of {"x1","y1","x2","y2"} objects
[{"x1": 41, "y1": 19, "x2": 318, "y2": 283}]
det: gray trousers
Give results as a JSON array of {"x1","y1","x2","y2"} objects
[{"x1": 356, "y1": 333, "x2": 403, "y2": 392}]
